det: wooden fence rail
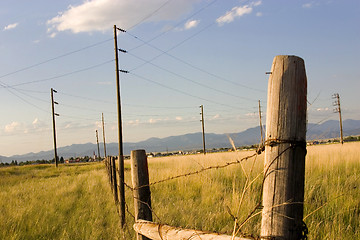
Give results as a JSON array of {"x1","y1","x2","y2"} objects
[{"x1": 134, "y1": 220, "x2": 252, "y2": 240}]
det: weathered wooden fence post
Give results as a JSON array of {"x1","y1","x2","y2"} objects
[
  {"x1": 111, "y1": 156, "x2": 119, "y2": 204},
  {"x1": 261, "y1": 55, "x2": 307, "y2": 239},
  {"x1": 109, "y1": 157, "x2": 114, "y2": 189},
  {"x1": 131, "y1": 150, "x2": 153, "y2": 240}
]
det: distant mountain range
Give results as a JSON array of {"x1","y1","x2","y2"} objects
[{"x1": 1, "y1": 119, "x2": 359, "y2": 163}]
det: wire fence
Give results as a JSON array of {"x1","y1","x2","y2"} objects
[
  {"x1": 102, "y1": 142, "x2": 360, "y2": 240},
  {"x1": 103, "y1": 137, "x2": 307, "y2": 240}
]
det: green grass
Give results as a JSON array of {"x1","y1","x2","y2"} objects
[{"x1": 1, "y1": 142, "x2": 359, "y2": 239}]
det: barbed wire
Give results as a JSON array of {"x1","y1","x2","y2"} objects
[
  {"x1": 133, "y1": 152, "x2": 258, "y2": 190},
  {"x1": 102, "y1": 139, "x2": 330, "y2": 240}
]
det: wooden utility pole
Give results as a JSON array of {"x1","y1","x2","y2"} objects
[
  {"x1": 258, "y1": 100, "x2": 264, "y2": 143},
  {"x1": 102, "y1": 113, "x2": 107, "y2": 158},
  {"x1": 51, "y1": 88, "x2": 59, "y2": 167},
  {"x1": 333, "y1": 93, "x2": 344, "y2": 144},
  {"x1": 96, "y1": 130, "x2": 100, "y2": 159},
  {"x1": 131, "y1": 150, "x2": 152, "y2": 240},
  {"x1": 114, "y1": 24, "x2": 126, "y2": 227},
  {"x1": 200, "y1": 105, "x2": 206, "y2": 155},
  {"x1": 261, "y1": 55, "x2": 307, "y2": 239}
]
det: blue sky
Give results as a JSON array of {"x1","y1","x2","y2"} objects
[{"x1": 0, "y1": 0, "x2": 359, "y2": 156}]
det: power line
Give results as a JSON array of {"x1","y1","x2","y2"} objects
[
  {"x1": 128, "y1": 0, "x2": 219, "y2": 51},
  {"x1": 58, "y1": 90, "x2": 198, "y2": 109},
  {"x1": 0, "y1": 38, "x2": 113, "y2": 80},
  {"x1": 57, "y1": 91, "x2": 115, "y2": 105},
  {"x1": 6, "y1": 59, "x2": 114, "y2": 88},
  {"x1": 0, "y1": 81, "x2": 50, "y2": 113},
  {"x1": 127, "y1": 0, "x2": 174, "y2": 31},
  {"x1": 126, "y1": 26, "x2": 265, "y2": 93},
  {"x1": 129, "y1": 72, "x2": 249, "y2": 111},
  {"x1": 128, "y1": 23, "x2": 214, "y2": 72},
  {"x1": 127, "y1": 51, "x2": 256, "y2": 102}
]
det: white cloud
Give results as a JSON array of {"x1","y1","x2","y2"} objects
[
  {"x1": 253, "y1": 1, "x2": 262, "y2": 7},
  {"x1": 184, "y1": 19, "x2": 199, "y2": 30},
  {"x1": 256, "y1": 12, "x2": 263, "y2": 17},
  {"x1": 32, "y1": 118, "x2": 47, "y2": 130},
  {"x1": 3, "y1": 119, "x2": 49, "y2": 135},
  {"x1": 4, "y1": 23, "x2": 18, "y2": 31},
  {"x1": 216, "y1": 1, "x2": 261, "y2": 25},
  {"x1": 47, "y1": 0, "x2": 199, "y2": 35},
  {"x1": 149, "y1": 118, "x2": 159, "y2": 124},
  {"x1": 245, "y1": 112, "x2": 257, "y2": 117},
  {"x1": 4, "y1": 122, "x2": 21, "y2": 133},
  {"x1": 175, "y1": 116, "x2": 183, "y2": 121},
  {"x1": 127, "y1": 119, "x2": 140, "y2": 126},
  {"x1": 302, "y1": 3, "x2": 313, "y2": 8},
  {"x1": 95, "y1": 121, "x2": 102, "y2": 128},
  {"x1": 32, "y1": 118, "x2": 39, "y2": 125},
  {"x1": 316, "y1": 107, "x2": 330, "y2": 112},
  {"x1": 211, "y1": 114, "x2": 220, "y2": 120},
  {"x1": 49, "y1": 32, "x2": 57, "y2": 38}
]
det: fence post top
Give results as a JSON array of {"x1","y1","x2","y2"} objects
[
  {"x1": 273, "y1": 55, "x2": 304, "y2": 62},
  {"x1": 131, "y1": 149, "x2": 147, "y2": 157}
]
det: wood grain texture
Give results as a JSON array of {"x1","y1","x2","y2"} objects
[
  {"x1": 134, "y1": 220, "x2": 252, "y2": 240},
  {"x1": 260, "y1": 55, "x2": 307, "y2": 240},
  {"x1": 131, "y1": 150, "x2": 153, "y2": 240}
]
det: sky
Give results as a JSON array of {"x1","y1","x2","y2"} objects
[{"x1": 0, "y1": 0, "x2": 359, "y2": 157}]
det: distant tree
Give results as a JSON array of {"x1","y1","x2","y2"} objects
[{"x1": 60, "y1": 157, "x2": 64, "y2": 164}]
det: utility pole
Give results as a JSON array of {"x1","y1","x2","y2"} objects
[
  {"x1": 258, "y1": 100, "x2": 264, "y2": 143},
  {"x1": 200, "y1": 105, "x2": 206, "y2": 155},
  {"x1": 102, "y1": 113, "x2": 107, "y2": 158},
  {"x1": 114, "y1": 24, "x2": 126, "y2": 227},
  {"x1": 51, "y1": 88, "x2": 59, "y2": 167},
  {"x1": 333, "y1": 93, "x2": 344, "y2": 144},
  {"x1": 96, "y1": 130, "x2": 100, "y2": 160}
]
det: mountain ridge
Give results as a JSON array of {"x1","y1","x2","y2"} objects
[{"x1": 1, "y1": 119, "x2": 359, "y2": 163}]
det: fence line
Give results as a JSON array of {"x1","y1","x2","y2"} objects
[
  {"x1": 103, "y1": 54, "x2": 308, "y2": 240},
  {"x1": 104, "y1": 144, "x2": 308, "y2": 239},
  {"x1": 103, "y1": 127, "x2": 308, "y2": 238},
  {"x1": 104, "y1": 149, "x2": 264, "y2": 239}
]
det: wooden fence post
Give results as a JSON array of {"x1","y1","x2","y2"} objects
[
  {"x1": 109, "y1": 157, "x2": 114, "y2": 189},
  {"x1": 131, "y1": 150, "x2": 152, "y2": 240},
  {"x1": 261, "y1": 55, "x2": 307, "y2": 239},
  {"x1": 106, "y1": 157, "x2": 111, "y2": 184},
  {"x1": 111, "y1": 156, "x2": 119, "y2": 204}
]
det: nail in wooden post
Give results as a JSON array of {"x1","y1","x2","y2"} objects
[
  {"x1": 131, "y1": 150, "x2": 152, "y2": 240},
  {"x1": 261, "y1": 55, "x2": 307, "y2": 239}
]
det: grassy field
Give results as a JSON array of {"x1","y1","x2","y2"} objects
[
  {"x1": 0, "y1": 163, "x2": 122, "y2": 240},
  {"x1": 1, "y1": 142, "x2": 359, "y2": 239}
]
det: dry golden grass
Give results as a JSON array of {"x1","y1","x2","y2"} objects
[
  {"x1": 1, "y1": 142, "x2": 359, "y2": 239},
  {"x1": 0, "y1": 163, "x2": 122, "y2": 240},
  {"x1": 123, "y1": 142, "x2": 360, "y2": 239}
]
